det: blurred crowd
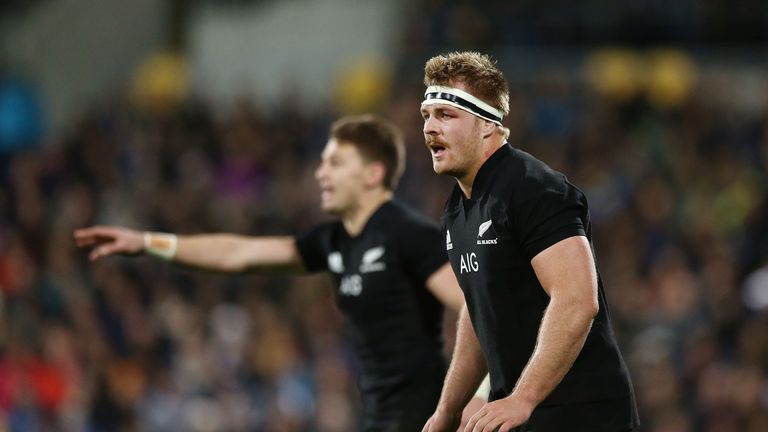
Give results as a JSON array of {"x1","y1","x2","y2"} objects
[
  {"x1": 2, "y1": 1, "x2": 768, "y2": 431},
  {"x1": 2, "y1": 67, "x2": 768, "y2": 431}
]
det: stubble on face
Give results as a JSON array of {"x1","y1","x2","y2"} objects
[{"x1": 433, "y1": 116, "x2": 484, "y2": 182}]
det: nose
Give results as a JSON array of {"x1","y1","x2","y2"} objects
[
  {"x1": 423, "y1": 115, "x2": 438, "y2": 136},
  {"x1": 315, "y1": 163, "x2": 325, "y2": 181}
]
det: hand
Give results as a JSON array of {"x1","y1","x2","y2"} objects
[
  {"x1": 463, "y1": 394, "x2": 534, "y2": 432},
  {"x1": 74, "y1": 226, "x2": 144, "y2": 261},
  {"x1": 460, "y1": 396, "x2": 486, "y2": 429},
  {"x1": 422, "y1": 408, "x2": 462, "y2": 432}
]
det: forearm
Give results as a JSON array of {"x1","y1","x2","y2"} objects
[
  {"x1": 511, "y1": 297, "x2": 595, "y2": 407},
  {"x1": 436, "y1": 306, "x2": 487, "y2": 414},
  {"x1": 167, "y1": 233, "x2": 303, "y2": 273}
]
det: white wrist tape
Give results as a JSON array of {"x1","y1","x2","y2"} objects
[
  {"x1": 143, "y1": 232, "x2": 177, "y2": 260},
  {"x1": 474, "y1": 374, "x2": 491, "y2": 400}
]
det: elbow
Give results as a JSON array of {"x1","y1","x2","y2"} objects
[
  {"x1": 584, "y1": 296, "x2": 599, "y2": 320},
  {"x1": 576, "y1": 282, "x2": 599, "y2": 320},
  {"x1": 585, "y1": 303, "x2": 599, "y2": 326},
  {"x1": 551, "y1": 288, "x2": 599, "y2": 319},
  {"x1": 217, "y1": 255, "x2": 250, "y2": 274},
  {"x1": 558, "y1": 294, "x2": 599, "y2": 325},
  {"x1": 575, "y1": 292, "x2": 599, "y2": 324},
  {"x1": 449, "y1": 295, "x2": 466, "y2": 313},
  {"x1": 565, "y1": 299, "x2": 598, "y2": 334}
]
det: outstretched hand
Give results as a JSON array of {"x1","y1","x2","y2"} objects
[{"x1": 73, "y1": 226, "x2": 144, "y2": 261}]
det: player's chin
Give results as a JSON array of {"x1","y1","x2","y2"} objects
[
  {"x1": 321, "y1": 200, "x2": 342, "y2": 215},
  {"x1": 431, "y1": 160, "x2": 453, "y2": 175}
]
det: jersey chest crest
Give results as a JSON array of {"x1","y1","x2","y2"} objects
[
  {"x1": 328, "y1": 244, "x2": 390, "y2": 297},
  {"x1": 446, "y1": 212, "x2": 504, "y2": 275}
]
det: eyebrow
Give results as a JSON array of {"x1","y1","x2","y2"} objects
[{"x1": 422, "y1": 105, "x2": 459, "y2": 116}]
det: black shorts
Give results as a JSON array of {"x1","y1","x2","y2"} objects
[
  {"x1": 512, "y1": 394, "x2": 639, "y2": 432},
  {"x1": 359, "y1": 365, "x2": 445, "y2": 432}
]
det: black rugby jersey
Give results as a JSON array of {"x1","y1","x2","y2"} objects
[
  {"x1": 296, "y1": 200, "x2": 448, "y2": 430},
  {"x1": 442, "y1": 144, "x2": 638, "y2": 431}
]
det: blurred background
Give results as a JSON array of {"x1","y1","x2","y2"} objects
[{"x1": 1, "y1": 0, "x2": 768, "y2": 431}]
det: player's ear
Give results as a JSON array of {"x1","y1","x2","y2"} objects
[
  {"x1": 481, "y1": 120, "x2": 496, "y2": 139},
  {"x1": 365, "y1": 161, "x2": 387, "y2": 188}
]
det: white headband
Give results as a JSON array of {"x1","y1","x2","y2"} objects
[{"x1": 421, "y1": 85, "x2": 504, "y2": 126}]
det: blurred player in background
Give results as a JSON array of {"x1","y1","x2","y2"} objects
[
  {"x1": 76, "y1": 114, "x2": 484, "y2": 431},
  {"x1": 420, "y1": 52, "x2": 639, "y2": 432}
]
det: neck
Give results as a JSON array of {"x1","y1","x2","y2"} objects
[
  {"x1": 341, "y1": 189, "x2": 393, "y2": 236},
  {"x1": 457, "y1": 137, "x2": 505, "y2": 199}
]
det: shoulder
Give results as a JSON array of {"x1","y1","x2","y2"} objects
[
  {"x1": 501, "y1": 148, "x2": 575, "y2": 200},
  {"x1": 295, "y1": 220, "x2": 346, "y2": 270},
  {"x1": 298, "y1": 220, "x2": 345, "y2": 245},
  {"x1": 374, "y1": 201, "x2": 443, "y2": 256},
  {"x1": 511, "y1": 148, "x2": 565, "y2": 185},
  {"x1": 314, "y1": 219, "x2": 345, "y2": 235},
  {"x1": 384, "y1": 201, "x2": 448, "y2": 271},
  {"x1": 386, "y1": 200, "x2": 441, "y2": 233},
  {"x1": 382, "y1": 200, "x2": 430, "y2": 223}
]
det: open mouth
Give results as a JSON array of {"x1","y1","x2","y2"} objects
[
  {"x1": 429, "y1": 143, "x2": 446, "y2": 157},
  {"x1": 320, "y1": 185, "x2": 334, "y2": 200}
]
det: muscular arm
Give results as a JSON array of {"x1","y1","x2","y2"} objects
[
  {"x1": 74, "y1": 226, "x2": 305, "y2": 274},
  {"x1": 464, "y1": 235, "x2": 598, "y2": 431},
  {"x1": 513, "y1": 235, "x2": 598, "y2": 406},
  {"x1": 423, "y1": 305, "x2": 487, "y2": 431},
  {"x1": 425, "y1": 264, "x2": 492, "y2": 428}
]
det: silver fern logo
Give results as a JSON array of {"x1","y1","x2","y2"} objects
[
  {"x1": 360, "y1": 246, "x2": 386, "y2": 273},
  {"x1": 478, "y1": 220, "x2": 493, "y2": 237},
  {"x1": 477, "y1": 220, "x2": 498, "y2": 245}
]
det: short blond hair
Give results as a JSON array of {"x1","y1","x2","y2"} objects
[{"x1": 424, "y1": 51, "x2": 510, "y2": 118}]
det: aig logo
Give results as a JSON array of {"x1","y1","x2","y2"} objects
[
  {"x1": 340, "y1": 274, "x2": 362, "y2": 296},
  {"x1": 459, "y1": 252, "x2": 479, "y2": 274}
]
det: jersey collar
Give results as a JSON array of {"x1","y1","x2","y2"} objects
[
  {"x1": 469, "y1": 143, "x2": 512, "y2": 199},
  {"x1": 344, "y1": 199, "x2": 394, "y2": 239}
]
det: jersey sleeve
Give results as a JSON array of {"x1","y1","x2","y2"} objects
[
  {"x1": 397, "y1": 216, "x2": 449, "y2": 283},
  {"x1": 510, "y1": 172, "x2": 587, "y2": 259},
  {"x1": 294, "y1": 223, "x2": 332, "y2": 273}
]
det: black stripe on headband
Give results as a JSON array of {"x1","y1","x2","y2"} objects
[{"x1": 424, "y1": 91, "x2": 502, "y2": 123}]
